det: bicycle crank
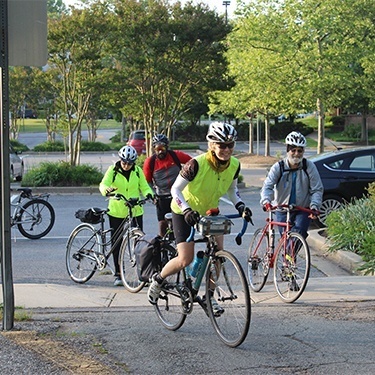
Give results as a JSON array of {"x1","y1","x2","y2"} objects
[{"x1": 178, "y1": 285, "x2": 194, "y2": 315}]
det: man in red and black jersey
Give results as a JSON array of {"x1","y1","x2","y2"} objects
[{"x1": 143, "y1": 134, "x2": 191, "y2": 236}]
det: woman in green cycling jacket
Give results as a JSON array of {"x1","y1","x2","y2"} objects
[
  {"x1": 99, "y1": 145, "x2": 154, "y2": 286},
  {"x1": 147, "y1": 122, "x2": 252, "y2": 306}
]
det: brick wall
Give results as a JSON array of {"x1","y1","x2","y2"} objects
[{"x1": 345, "y1": 115, "x2": 375, "y2": 129}]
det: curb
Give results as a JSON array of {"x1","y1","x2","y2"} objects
[{"x1": 308, "y1": 229, "x2": 366, "y2": 275}]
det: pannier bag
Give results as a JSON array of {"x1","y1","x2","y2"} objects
[
  {"x1": 75, "y1": 207, "x2": 102, "y2": 224},
  {"x1": 134, "y1": 235, "x2": 162, "y2": 282}
]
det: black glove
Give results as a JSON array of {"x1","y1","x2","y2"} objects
[
  {"x1": 236, "y1": 202, "x2": 253, "y2": 223},
  {"x1": 105, "y1": 187, "x2": 117, "y2": 196},
  {"x1": 183, "y1": 208, "x2": 200, "y2": 227},
  {"x1": 146, "y1": 193, "x2": 155, "y2": 200}
]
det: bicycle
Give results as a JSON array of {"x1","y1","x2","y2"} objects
[
  {"x1": 10, "y1": 187, "x2": 55, "y2": 239},
  {"x1": 153, "y1": 211, "x2": 251, "y2": 348},
  {"x1": 66, "y1": 193, "x2": 148, "y2": 284},
  {"x1": 120, "y1": 209, "x2": 176, "y2": 293},
  {"x1": 248, "y1": 204, "x2": 317, "y2": 303}
]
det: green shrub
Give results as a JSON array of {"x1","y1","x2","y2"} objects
[
  {"x1": 21, "y1": 161, "x2": 103, "y2": 187},
  {"x1": 33, "y1": 141, "x2": 65, "y2": 152},
  {"x1": 10, "y1": 139, "x2": 29, "y2": 152},
  {"x1": 326, "y1": 197, "x2": 375, "y2": 275},
  {"x1": 81, "y1": 141, "x2": 111, "y2": 152},
  {"x1": 366, "y1": 181, "x2": 375, "y2": 201}
]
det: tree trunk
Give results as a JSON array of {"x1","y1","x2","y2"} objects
[
  {"x1": 264, "y1": 114, "x2": 270, "y2": 157},
  {"x1": 248, "y1": 119, "x2": 253, "y2": 154},
  {"x1": 317, "y1": 98, "x2": 325, "y2": 154},
  {"x1": 361, "y1": 114, "x2": 368, "y2": 144}
]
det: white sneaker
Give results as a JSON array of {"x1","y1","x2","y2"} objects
[
  {"x1": 147, "y1": 276, "x2": 162, "y2": 305},
  {"x1": 211, "y1": 298, "x2": 224, "y2": 316},
  {"x1": 113, "y1": 277, "x2": 123, "y2": 287}
]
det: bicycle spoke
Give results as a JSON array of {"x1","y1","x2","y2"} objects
[
  {"x1": 17, "y1": 199, "x2": 55, "y2": 239},
  {"x1": 207, "y1": 251, "x2": 251, "y2": 348},
  {"x1": 120, "y1": 229, "x2": 145, "y2": 293},
  {"x1": 248, "y1": 228, "x2": 269, "y2": 292},
  {"x1": 154, "y1": 270, "x2": 187, "y2": 331},
  {"x1": 66, "y1": 224, "x2": 99, "y2": 283},
  {"x1": 274, "y1": 232, "x2": 310, "y2": 303}
]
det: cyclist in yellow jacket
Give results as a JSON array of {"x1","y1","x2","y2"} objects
[
  {"x1": 100, "y1": 145, "x2": 154, "y2": 286},
  {"x1": 147, "y1": 122, "x2": 252, "y2": 309}
]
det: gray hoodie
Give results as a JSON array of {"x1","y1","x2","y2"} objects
[{"x1": 260, "y1": 157, "x2": 323, "y2": 209}]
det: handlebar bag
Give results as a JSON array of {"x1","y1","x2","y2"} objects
[{"x1": 75, "y1": 207, "x2": 102, "y2": 224}]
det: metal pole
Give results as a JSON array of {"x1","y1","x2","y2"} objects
[
  {"x1": 222, "y1": 1, "x2": 231, "y2": 24},
  {"x1": 1, "y1": 0, "x2": 15, "y2": 331}
]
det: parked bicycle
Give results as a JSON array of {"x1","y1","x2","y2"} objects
[
  {"x1": 10, "y1": 188, "x2": 55, "y2": 239},
  {"x1": 248, "y1": 204, "x2": 318, "y2": 303},
  {"x1": 153, "y1": 211, "x2": 251, "y2": 348},
  {"x1": 66, "y1": 193, "x2": 148, "y2": 284}
]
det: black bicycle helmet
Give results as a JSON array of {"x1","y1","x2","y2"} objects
[
  {"x1": 152, "y1": 134, "x2": 169, "y2": 147},
  {"x1": 206, "y1": 122, "x2": 237, "y2": 143}
]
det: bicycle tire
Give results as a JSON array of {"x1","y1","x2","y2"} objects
[
  {"x1": 273, "y1": 232, "x2": 310, "y2": 303},
  {"x1": 154, "y1": 268, "x2": 187, "y2": 331},
  {"x1": 17, "y1": 199, "x2": 55, "y2": 239},
  {"x1": 248, "y1": 227, "x2": 270, "y2": 292},
  {"x1": 66, "y1": 223, "x2": 100, "y2": 283},
  {"x1": 119, "y1": 228, "x2": 145, "y2": 293},
  {"x1": 206, "y1": 250, "x2": 251, "y2": 348}
]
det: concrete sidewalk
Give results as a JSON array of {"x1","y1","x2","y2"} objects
[{"x1": 5, "y1": 274, "x2": 374, "y2": 310}]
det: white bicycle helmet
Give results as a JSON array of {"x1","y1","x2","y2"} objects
[
  {"x1": 206, "y1": 122, "x2": 237, "y2": 143},
  {"x1": 285, "y1": 131, "x2": 307, "y2": 147},
  {"x1": 118, "y1": 145, "x2": 138, "y2": 163}
]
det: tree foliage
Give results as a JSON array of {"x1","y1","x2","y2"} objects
[{"x1": 214, "y1": 0, "x2": 375, "y2": 154}]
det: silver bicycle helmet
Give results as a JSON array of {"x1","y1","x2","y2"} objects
[
  {"x1": 118, "y1": 145, "x2": 138, "y2": 163},
  {"x1": 152, "y1": 134, "x2": 169, "y2": 147},
  {"x1": 285, "y1": 131, "x2": 307, "y2": 147},
  {"x1": 206, "y1": 122, "x2": 237, "y2": 143}
]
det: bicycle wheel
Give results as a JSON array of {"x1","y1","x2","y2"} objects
[
  {"x1": 248, "y1": 228, "x2": 270, "y2": 292},
  {"x1": 66, "y1": 224, "x2": 100, "y2": 283},
  {"x1": 154, "y1": 269, "x2": 187, "y2": 331},
  {"x1": 206, "y1": 250, "x2": 251, "y2": 348},
  {"x1": 119, "y1": 228, "x2": 145, "y2": 293},
  {"x1": 17, "y1": 199, "x2": 55, "y2": 239},
  {"x1": 273, "y1": 232, "x2": 310, "y2": 303}
]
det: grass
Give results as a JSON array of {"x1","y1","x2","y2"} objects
[
  {"x1": 15, "y1": 119, "x2": 122, "y2": 133},
  {"x1": 0, "y1": 304, "x2": 33, "y2": 321}
]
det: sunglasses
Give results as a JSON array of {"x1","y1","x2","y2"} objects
[
  {"x1": 154, "y1": 145, "x2": 167, "y2": 152},
  {"x1": 120, "y1": 159, "x2": 134, "y2": 165},
  {"x1": 216, "y1": 142, "x2": 235, "y2": 150},
  {"x1": 290, "y1": 148, "x2": 304, "y2": 154}
]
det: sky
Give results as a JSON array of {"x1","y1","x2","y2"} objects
[{"x1": 63, "y1": 0, "x2": 237, "y2": 19}]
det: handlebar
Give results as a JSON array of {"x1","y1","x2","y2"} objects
[
  {"x1": 264, "y1": 204, "x2": 320, "y2": 216},
  {"x1": 106, "y1": 193, "x2": 151, "y2": 208},
  {"x1": 186, "y1": 213, "x2": 248, "y2": 246}
]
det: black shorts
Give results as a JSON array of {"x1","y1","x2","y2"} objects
[
  {"x1": 171, "y1": 211, "x2": 191, "y2": 244},
  {"x1": 156, "y1": 196, "x2": 172, "y2": 221}
]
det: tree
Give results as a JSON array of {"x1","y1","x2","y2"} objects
[
  {"x1": 105, "y1": 0, "x2": 229, "y2": 155},
  {"x1": 48, "y1": 3, "x2": 109, "y2": 165},
  {"x1": 215, "y1": 0, "x2": 369, "y2": 154},
  {"x1": 9, "y1": 67, "x2": 34, "y2": 140}
]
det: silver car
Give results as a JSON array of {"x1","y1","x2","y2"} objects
[{"x1": 9, "y1": 145, "x2": 24, "y2": 181}]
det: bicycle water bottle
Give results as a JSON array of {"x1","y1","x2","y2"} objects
[{"x1": 190, "y1": 251, "x2": 204, "y2": 277}]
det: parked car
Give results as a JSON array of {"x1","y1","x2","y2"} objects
[
  {"x1": 127, "y1": 130, "x2": 146, "y2": 155},
  {"x1": 9, "y1": 145, "x2": 24, "y2": 181},
  {"x1": 310, "y1": 147, "x2": 375, "y2": 227}
]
